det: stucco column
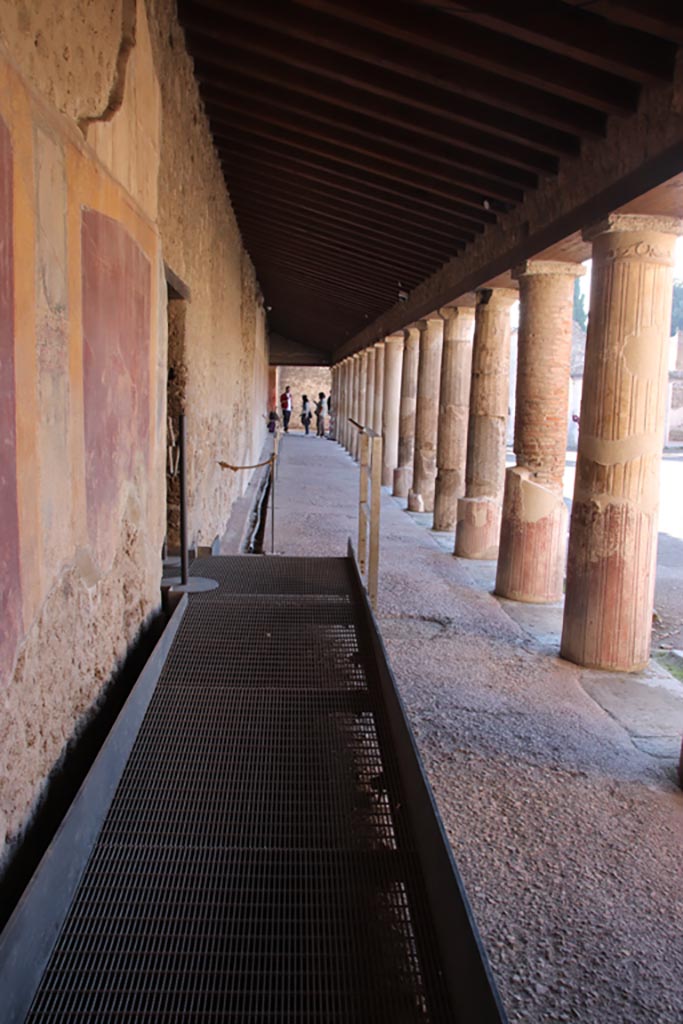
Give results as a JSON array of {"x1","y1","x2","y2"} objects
[
  {"x1": 382, "y1": 333, "x2": 404, "y2": 487},
  {"x1": 455, "y1": 288, "x2": 517, "y2": 558},
  {"x1": 344, "y1": 358, "x2": 352, "y2": 451},
  {"x1": 408, "y1": 316, "x2": 444, "y2": 513},
  {"x1": 393, "y1": 325, "x2": 420, "y2": 497},
  {"x1": 561, "y1": 214, "x2": 683, "y2": 670},
  {"x1": 495, "y1": 261, "x2": 585, "y2": 601},
  {"x1": 373, "y1": 341, "x2": 385, "y2": 436},
  {"x1": 433, "y1": 305, "x2": 476, "y2": 531},
  {"x1": 365, "y1": 346, "x2": 376, "y2": 430}
]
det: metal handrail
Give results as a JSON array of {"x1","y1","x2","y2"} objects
[{"x1": 349, "y1": 418, "x2": 382, "y2": 609}]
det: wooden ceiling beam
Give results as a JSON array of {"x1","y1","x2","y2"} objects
[
  {"x1": 180, "y1": 7, "x2": 581, "y2": 156},
  {"x1": 204, "y1": 95, "x2": 524, "y2": 206},
  {"x1": 253, "y1": 255, "x2": 415, "y2": 306},
  {"x1": 186, "y1": 0, "x2": 607, "y2": 134},
  {"x1": 259, "y1": 276, "x2": 391, "y2": 316},
  {"x1": 211, "y1": 125, "x2": 496, "y2": 228},
  {"x1": 232, "y1": 195, "x2": 460, "y2": 264},
  {"x1": 441, "y1": 1, "x2": 675, "y2": 83},
  {"x1": 561, "y1": 1, "x2": 683, "y2": 45},
  {"x1": 230, "y1": 186, "x2": 464, "y2": 258},
  {"x1": 237, "y1": 212, "x2": 441, "y2": 278},
  {"x1": 193, "y1": 51, "x2": 556, "y2": 175},
  {"x1": 196, "y1": 70, "x2": 535, "y2": 195},
  {"x1": 225, "y1": 165, "x2": 475, "y2": 246},
  {"x1": 218, "y1": 140, "x2": 485, "y2": 237},
  {"x1": 296, "y1": 0, "x2": 639, "y2": 115},
  {"x1": 241, "y1": 218, "x2": 434, "y2": 279}
]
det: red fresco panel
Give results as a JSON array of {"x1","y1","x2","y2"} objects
[
  {"x1": 81, "y1": 210, "x2": 151, "y2": 563},
  {"x1": 0, "y1": 113, "x2": 21, "y2": 683}
]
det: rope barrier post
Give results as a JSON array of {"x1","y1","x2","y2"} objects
[{"x1": 179, "y1": 413, "x2": 189, "y2": 586}]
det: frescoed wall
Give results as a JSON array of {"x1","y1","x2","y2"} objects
[{"x1": 0, "y1": 0, "x2": 269, "y2": 873}]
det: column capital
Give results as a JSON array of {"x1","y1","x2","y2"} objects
[
  {"x1": 476, "y1": 287, "x2": 518, "y2": 310},
  {"x1": 373, "y1": 340, "x2": 385, "y2": 351},
  {"x1": 583, "y1": 212, "x2": 683, "y2": 244},
  {"x1": 384, "y1": 331, "x2": 405, "y2": 347},
  {"x1": 403, "y1": 324, "x2": 421, "y2": 347},
  {"x1": 513, "y1": 260, "x2": 586, "y2": 281},
  {"x1": 438, "y1": 304, "x2": 477, "y2": 322},
  {"x1": 415, "y1": 313, "x2": 445, "y2": 332}
]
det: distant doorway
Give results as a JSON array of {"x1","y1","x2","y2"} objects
[{"x1": 164, "y1": 265, "x2": 190, "y2": 556}]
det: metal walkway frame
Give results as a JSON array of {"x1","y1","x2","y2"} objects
[{"x1": 0, "y1": 554, "x2": 506, "y2": 1023}]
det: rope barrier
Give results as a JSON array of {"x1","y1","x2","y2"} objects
[{"x1": 217, "y1": 454, "x2": 276, "y2": 472}]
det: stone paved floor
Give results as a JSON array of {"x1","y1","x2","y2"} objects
[{"x1": 269, "y1": 431, "x2": 683, "y2": 1024}]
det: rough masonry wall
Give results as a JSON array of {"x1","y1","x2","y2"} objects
[
  {"x1": 147, "y1": 0, "x2": 269, "y2": 547},
  {"x1": 0, "y1": 42, "x2": 164, "y2": 870},
  {"x1": 0, "y1": 0, "x2": 269, "y2": 872},
  {"x1": 279, "y1": 365, "x2": 333, "y2": 430}
]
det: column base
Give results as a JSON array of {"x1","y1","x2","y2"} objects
[
  {"x1": 408, "y1": 489, "x2": 427, "y2": 513},
  {"x1": 433, "y1": 469, "x2": 462, "y2": 532},
  {"x1": 454, "y1": 496, "x2": 501, "y2": 559},
  {"x1": 560, "y1": 499, "x2": 656, "y2": 671},
  {"x1": 495, "y1": 467, "x2": 567, "y2": 603},
  {"x1": 393, "y1": 465, "x2": 412, "y2": 499}
]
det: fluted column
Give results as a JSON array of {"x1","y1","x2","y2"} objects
[
  {"x1": 561, "y1": 214, "x2": 682, "y2": 670},
  {"x1": 338, "y1": 361, "x2": 347, "y2": 450},
  {"x1": 393, "y1": 325, "x2": 420, "y2": 497},
  {"x1": 455, "y1": 287, "x2": 517, "y2": 558},
  {"x1": 382, "y1": 333, "x2": 404, "y2": 487},
  {"x1": 496, "y1": 262, "x2": 585, "y2": 601},
  {"x1": 433, "y1": 305, "x2": 476, "y2": 531},
  {"x1": 365, "y1": 346, "x2": 376, "y2": 431},
  {"x1": 373, "y1": 341, "x2": 385, "y2": 436},
  {"x1": 408, "y1": 316, "x2": 444, "y2": 513}
]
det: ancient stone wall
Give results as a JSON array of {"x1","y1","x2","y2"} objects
[
  {"x1": 0, "y1": 0, "x2": 269, "y2": 873},
  {"x1": 279, "y1": 366, "x2": 333, "y2": 430}
]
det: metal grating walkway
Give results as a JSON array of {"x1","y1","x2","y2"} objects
[{"x1": 8, "y1": 556, "x2": 505, "y2": 1022}]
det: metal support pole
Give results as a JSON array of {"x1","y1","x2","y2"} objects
[{"x1": 179, "y1": 413, "x2": 189, "y2": 586}]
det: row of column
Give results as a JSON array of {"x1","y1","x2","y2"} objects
[{"x1": 334, "y1": 213, "x2": 682, "y2": 672}]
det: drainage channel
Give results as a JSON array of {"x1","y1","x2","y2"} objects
[{"x1": 0, "y1": 555, "x2": 506, "y2": 1023}]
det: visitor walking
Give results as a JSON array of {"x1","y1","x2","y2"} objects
[
  {"x1": 280, "y1": 385, "x2": 292, "y2": 432},
  {"x1": 315, "y1": 392, "x2": 328, "y2": 437},
  {"x1": 301, "y1": 394, "x2": 312, "y2": 434}
]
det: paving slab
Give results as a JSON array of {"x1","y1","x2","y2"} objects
[{"x1": 269, "y1": 433, "x2": 683, "y2": 1024}]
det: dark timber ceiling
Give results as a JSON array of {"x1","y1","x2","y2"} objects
[{"x1": 176, "y1": 0, "x2": 683, "y2": 356}]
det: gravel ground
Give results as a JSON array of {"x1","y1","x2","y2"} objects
[{"x1": 271, "y1": 433, "x2": 683, "y2": 1024}]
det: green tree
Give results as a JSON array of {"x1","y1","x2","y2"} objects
[
  {"x1": 573, "y1": 277, "x2": 587, "y2": 332},
  {"x1": 671, "y1": 280, "x2": 683, "y2": 335}
]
